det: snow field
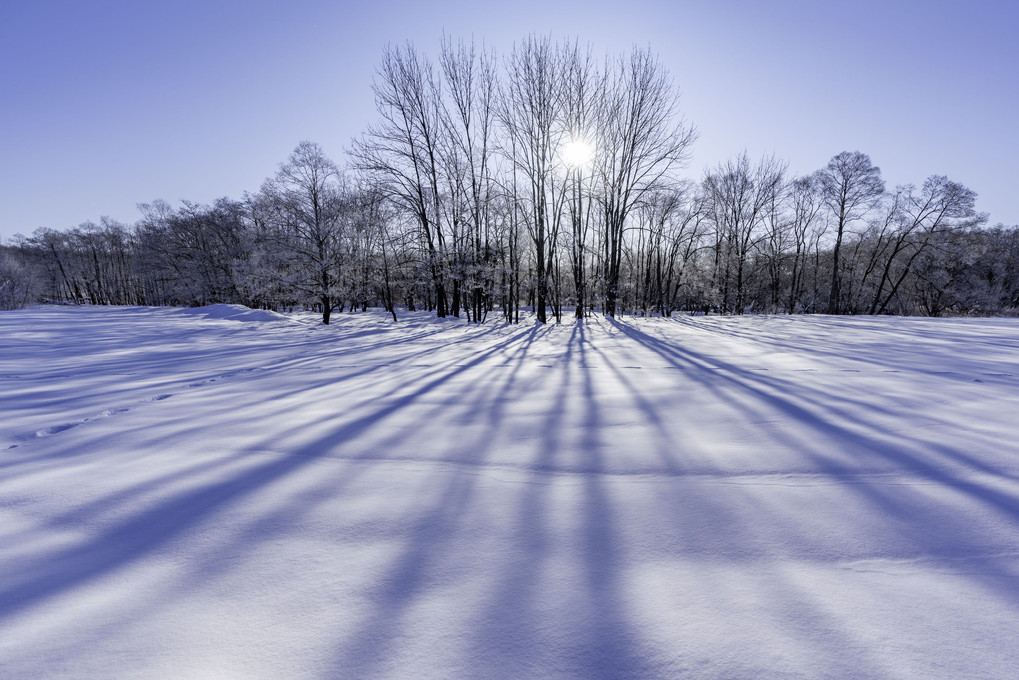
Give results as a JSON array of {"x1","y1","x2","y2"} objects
[{"x1": 2, "y1": 305, "x2": 1019, "y2": 679}]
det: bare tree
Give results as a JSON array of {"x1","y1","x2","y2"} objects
[
  {"x1": 786, "y1": 174, "x2": 825, "y2": 312},
  {"x1": 759, "y1": 179, "x2": 791, "y2": 312},
  {"x1": 499, "y1": 35, "x2": 570, "y2": 323},
  {"x1": 867, "y1": 175, "x2": 980, "y2": 314},
  {"x1": 16, "y1": 36, "x2": 1010, "y2": 322},
  {"x1": 260, "y1": 141, "x2": 348, "y2": 324},
  {"x1": 703, "y1": 152, "x2": 786, "y2": 313},
  {"x1": 352, "y1": 43, "x2": 450, "y2": 316},
  {"x1": 0, "y1": 247, "x2": 36, "y2": 310},
  {"x1": 561, "y1": 44, "x2": 599, "y2": 319},
  {"x1": 596, "y1": 47, "x2": 696, "y2": 317},
  {"x1": 439, "y1": 37, "x2": 500, "y2": 322},
  {"x1": 631, "y1": 183, "x2": 703, "y2": 316},
  {"x1": 819, "y1": 151, "x2": 884, "y2": 314}
]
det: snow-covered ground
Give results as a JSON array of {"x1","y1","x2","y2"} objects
[{"x1": 2, "y1": 305, "x2": 1019, "y2": 679}]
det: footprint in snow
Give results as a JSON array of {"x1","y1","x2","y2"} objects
[
  {"x1": 146, "y1": 394, "x2": 173, "y2": 402},
  {"x1": 36, "y1": 423, "x2": 77, "y2": 437},
  {"x1": 16, "y1": 402, "x2": 142, "y2": 445}
]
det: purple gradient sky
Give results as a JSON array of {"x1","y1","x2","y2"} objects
[{"x1": 2, "y1": 0, "x2": 1016, "y2": 241}]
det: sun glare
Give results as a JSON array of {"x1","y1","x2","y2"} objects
[{"x1": 562, "y1": 138, "x2": 594, "y2": 167}]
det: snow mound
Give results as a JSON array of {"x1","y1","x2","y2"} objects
[{"x1": 185, "y1": 304, "x2": 290, "y2": 323}]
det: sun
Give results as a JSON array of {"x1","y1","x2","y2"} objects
[{"x1": 562, "y1": 138, "x2": 594, "y2": 167}]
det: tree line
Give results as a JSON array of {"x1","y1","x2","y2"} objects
[{"x1": 3, "y1": 36, "x2": 1017, "y2": 320}]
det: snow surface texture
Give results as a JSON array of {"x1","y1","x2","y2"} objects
[{"x1": 2, "y1": 305, "x2": 1019, "y2": 679}]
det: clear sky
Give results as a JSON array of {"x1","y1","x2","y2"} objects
[{"x1": 2, "y1": 0, "x2": 1016, "y2": 241}]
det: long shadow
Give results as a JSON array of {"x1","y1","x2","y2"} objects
[
  {"x1": 250, "y1": 324, "x2": 542, "y2": 467},
  {"x1": 673, "y1": 314, "x2": 1019, "y2": 389},
  {"x1": 610, "y1": 316, "x2": 1019, "y2": 606},
  {"x1": 5, "y1": 308, "x2": 1018, "y2": 676},
  {"x1": 582, "y1": 319, "x2": 683, "y2": 475},
  {"x1": 454, "y1": 320, "x2": 648, "y2": 677},
  {"x1": 201, "y1": 324, "x2": 552, "y2": 577},
  {"x1": 666, "y1": 317, "x2": 996, "y2": 435},
  {"x1": 322, "y1": 323, "x2": 553, "y2": 676},
  {"x1": 455, "y1": 325, "x2": 571, "y2": 676},
  {"x1": 608, "y1": 317, "x2": 1019, "y2": 482},
  {"x1": 0, "y1": 321, "x2": 468, "y2": 473},
  {"x1": 572, "y1": 319, "x2": 649, "y2": 677},
  {"x1": 0, "y1": 315, "x2": 531, "y2": 626},
  {"x1": 0, "y1": 440, "x2": 339, "y2": 621}
]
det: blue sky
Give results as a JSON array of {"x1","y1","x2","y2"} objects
[{"x1": 2, "y1": 0, "x2": 1016, "y2": 240}]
